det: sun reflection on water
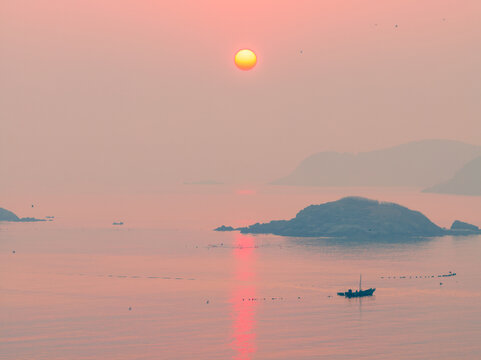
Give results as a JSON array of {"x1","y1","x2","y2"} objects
[{"x1": 231, "y1": 234, "x2": 257, "y2": 360}]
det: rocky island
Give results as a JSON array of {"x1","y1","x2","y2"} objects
[
  {"x1": 450, "y1": 220, "x2": 480, "y2": 233},
  {"x1": 0, "y1": 207, "x2": 46, "y2": 222},
  {"x1": 215, "y1": 197, "x2": 481, "y2": 238}
]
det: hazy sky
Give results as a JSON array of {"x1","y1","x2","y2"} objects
[{"x1": 1, "y1": 0, "x2": 480, "y2": 194}]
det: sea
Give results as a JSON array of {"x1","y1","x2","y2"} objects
[{"x1": 1, "y1": 185, "x2": 481, "y2": 359}]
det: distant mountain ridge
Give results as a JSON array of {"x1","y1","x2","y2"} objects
[
  {"x1": 272, "y1": 140, "x2": 481, "y2": 188},
  {"x1": 423, "y1": 156, "x2": 481, "y2": 196},
  {"x1": 215, "y1": 197, "x2": 481, "y2": 238}
]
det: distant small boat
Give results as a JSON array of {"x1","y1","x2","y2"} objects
[
  {"x1": 441, "y1": 271, "x2": 456, "y2": 277},
  {"x1": 337, "y1": 275, "x2": 376, "y2": 298},
  {"x1": 112, "y1": 221, "x2": 124, "y2": 226}
]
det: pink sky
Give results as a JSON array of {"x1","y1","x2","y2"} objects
[{"x1": 1, "y1": 0, "x2": 480, "y2": 194}]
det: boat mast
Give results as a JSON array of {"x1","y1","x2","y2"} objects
[{"x1": 359, "y1": 274, "x2": 362, "y2": 290}]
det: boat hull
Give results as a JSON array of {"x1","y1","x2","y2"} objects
[{"x1": 338, "y1": 288, "x2": 376, "y2": 298}]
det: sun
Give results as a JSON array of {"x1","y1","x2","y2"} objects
[{"x1": 234, "y1": 49, "x2": 257, "y2": 71}]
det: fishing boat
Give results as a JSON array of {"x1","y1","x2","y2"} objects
[{"x1": 337, "y1": 275, "x2": 376, "y2": 298}]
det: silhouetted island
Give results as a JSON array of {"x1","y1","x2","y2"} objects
[
  {"x1": 0, "y1": 207, "x2": 46, "y2": 222},
  {"x1": 215, "y1": 197, "x2": 481, "y2": 238},
  {"x1": 214, "y1": 225, "x2": 235, "y2": 231}
]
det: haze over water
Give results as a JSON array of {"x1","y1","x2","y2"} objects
[
  {"x1": 2, "y1": 1, "x2": 481, "y2": 358},
  {"x1": 1, "y1": 186, "x2": 481, "y2": 359}
]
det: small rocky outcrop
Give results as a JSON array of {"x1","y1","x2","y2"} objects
[{"x1": 450, "y1": 220, "x2": 480, "y2": 232}]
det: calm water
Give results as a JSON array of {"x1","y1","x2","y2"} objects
[{"x1": 1, "y1": 186, "x2": 481, "y2": 359}]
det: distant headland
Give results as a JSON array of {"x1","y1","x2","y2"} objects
[
  {"x1": 215, "y1": 197, "x2": 481, "y2": 238},
  {"x1": 423, "y1": 156, "x2": 481, "y2": 196},
  {"x1": 272, "y1": 140, "x2": 481, "y2": 189},
  {"x1": 0, "y1": 207, "x2": 46, "y2": 222},
  {"x1": 183, "y1": 180, "x2": 224, "y2": 185}
]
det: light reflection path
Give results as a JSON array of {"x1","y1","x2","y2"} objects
[{"x1": 230, "y1": 234, "x2": 257, "y2": 360}]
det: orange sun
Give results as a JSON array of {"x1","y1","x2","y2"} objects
[{"x1": 234, "y1": 49, "x2": 257, "y2": 71}]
